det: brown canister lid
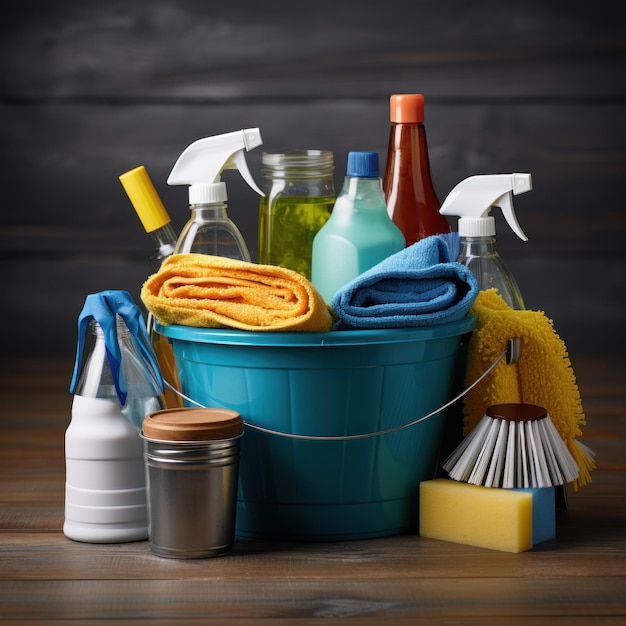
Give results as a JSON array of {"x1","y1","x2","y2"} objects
[
  {"x1": 486, "y1": 403, "x2": 548, "y2": 423},
  {"x1": 142, "y1": 408, "x2": 243, "y2": 441}
]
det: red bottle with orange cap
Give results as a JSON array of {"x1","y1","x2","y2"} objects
[{"x1": 382, "y1": 94, "x2": 450, "y2": 244}]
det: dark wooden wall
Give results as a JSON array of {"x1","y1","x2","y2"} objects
[{"x1": 1, "y1": 0, "x2": 625, "y2": 357}]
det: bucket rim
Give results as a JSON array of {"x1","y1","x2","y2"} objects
[{"x1": 155, "y1": 314, "x2": 476, "y2": 347}]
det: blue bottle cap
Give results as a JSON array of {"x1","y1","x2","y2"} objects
[
  {"x1": 346, "y1": 151, "x2": 379, "y2": 177},
  {"x1": 69, "y1": 290, "x2": 164, "y2": 404}
]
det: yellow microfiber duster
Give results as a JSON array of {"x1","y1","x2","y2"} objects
[
  {"x1": 141, "y1": 253, "x2": 334, "y2": 333},
  {"x1": 463, "y1": 289, "x2": 595, "y2": 490}
]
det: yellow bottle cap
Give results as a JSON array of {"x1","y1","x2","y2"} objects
[{"x1": 119, "y1": 165, "x2": 171, "y2": 233}]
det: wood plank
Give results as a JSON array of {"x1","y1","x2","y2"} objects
[
  {"x1": 2, "y1": 477, "x2": 626, "y2": 578},
  {"x1": 2, "y1": 532, "x2": 626, "y2": 580},
  {"x1": 2, "y1": 257, "x2": 626, "y2": 355},
  {"x1": 1, "y1": 102, "x2": 624, "y2": 259},
  {"x1": 1, "y1": 98, "x2": 625, "y2": 357},
  {"x1": 0, "y1": 577, "x2": 624, "y2": 621},
  {"x1": 4, "y1": 610, "x2": 623, "y2": 626},
  {"x1": 2, "y1": 1, "x2": 623, "y2": 100}
]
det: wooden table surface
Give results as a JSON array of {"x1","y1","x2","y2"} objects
[{"x1": 1, "y1": 354, "x2": 625, "y2": 625}]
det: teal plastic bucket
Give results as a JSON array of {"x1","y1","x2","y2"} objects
[{"x1": 156, "y1": 315, "x2": 475, "y2": 541}]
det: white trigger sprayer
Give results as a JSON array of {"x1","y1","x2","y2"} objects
[
  {"x1": 439, "y1": 173, "x2": 532, "y2": 309},
  {"x1": 168, "y1": 128, "x2": 265, "y2": 260}
]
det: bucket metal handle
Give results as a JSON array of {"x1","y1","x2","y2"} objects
[{"x1": 165, "y1": 337, "x2": 520, "y2": 442}]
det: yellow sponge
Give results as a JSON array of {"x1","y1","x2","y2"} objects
[{"x1": 419, "y1": 478, "x2": 533, "y2": 553}]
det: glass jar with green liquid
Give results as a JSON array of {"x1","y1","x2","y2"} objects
[{"x1": 258, "y1": 150, "x2": 335, "y2": 279}]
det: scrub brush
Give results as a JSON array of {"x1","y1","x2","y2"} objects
[{"x1": 442, "y1": 403, "x2": 580, "y2": 489}]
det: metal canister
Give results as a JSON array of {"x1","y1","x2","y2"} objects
[{"x1": 141, "y1": 408, "x2": 243, "y2": 559}]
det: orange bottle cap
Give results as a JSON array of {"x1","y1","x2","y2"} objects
[
  {"x1": 390, "y1": 94, "x2": 425, "y2": 123},
  {"x1": 142, "y1": 408, "x2": 243, "y2": 441}
]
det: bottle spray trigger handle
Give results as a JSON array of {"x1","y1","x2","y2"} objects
[
  {"x1": 229, "y1": 149, "x2": 265, "y2": 197},
  {"x1": 495, "y1": 192, "x2": 528, "y2": 242}
]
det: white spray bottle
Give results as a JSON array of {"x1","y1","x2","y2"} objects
[
  {"x1": 168, "y1": 128, "x2": 265, "y2": 261},
  {"x1": 439, "y1": 173, "x2": 532, "y2": 310}
]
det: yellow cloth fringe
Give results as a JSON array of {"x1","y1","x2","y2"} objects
[
  {"x1": 463, "y1": 289, "x2": 595, "y2": 490},
  {"x1": 141, "y1": 254, "x2": 334, "y2": 333}
]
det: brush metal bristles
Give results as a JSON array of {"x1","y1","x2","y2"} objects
[{"x1": 442, "y1": 403, "x2": 580, "y2": 489}]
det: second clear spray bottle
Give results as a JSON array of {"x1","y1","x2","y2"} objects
[{"x1": 439, "y1": 172, "x2": 532, "y2": 310}]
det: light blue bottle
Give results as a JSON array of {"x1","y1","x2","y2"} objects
[{"x1": 311, "y1": 151, "x2": 405, "y2": 303}]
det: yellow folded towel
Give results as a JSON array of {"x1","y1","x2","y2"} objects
[
  {"x1": 141, "y1": 253, "x2": 334, "y2": 332},
  {"x1": 463, "y1": 289, "x2": 595, "y2": 490}
]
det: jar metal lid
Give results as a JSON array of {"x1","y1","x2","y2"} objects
[
  {"x1": 142, "y1": 408, "x2": 243, "y2": 441},
  {"x1": 261, "y1": 149, "x2": 334, "y2": 177}
]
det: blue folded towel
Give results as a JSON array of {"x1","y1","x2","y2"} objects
[{"x1": 331, "y1": 233, "x2": 479, "y2": 330}]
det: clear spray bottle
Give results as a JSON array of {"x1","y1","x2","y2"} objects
[
  {"x1": 167, "y1": 128, "x2": 265, "y2": 261},
  {"x1": 439, "y1": 173, "x2": 532, "y2": 310},
  {"x1": 119, "y1": 165, "x2": 177, "y2": 273},
  {"x1": 119, "y1": 165, "x2": 182, "y2": 409}
]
